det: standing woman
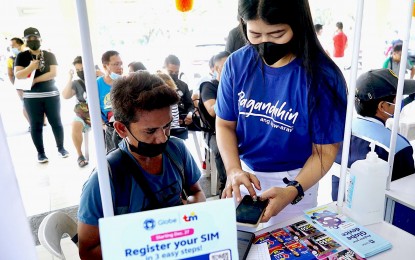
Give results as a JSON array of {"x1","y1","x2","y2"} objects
[
  {"x1": 15, "y1": 27, "x2": 68, "y2": 163},
  {"x1": 215, "y1": 0, "x2": 347, "y2": 227}
]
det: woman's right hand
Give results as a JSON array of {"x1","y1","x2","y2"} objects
[{"x1": 221, "y1": 168, "x2": 261, "y2": 202}]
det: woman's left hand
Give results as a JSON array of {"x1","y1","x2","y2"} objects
[{"x1": 259, "y1": 186, "x2": 298, "y2": 222}]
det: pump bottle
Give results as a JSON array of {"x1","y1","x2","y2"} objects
[{"x1": 345, "y1": 142, "x2": 389, "y2": 225}]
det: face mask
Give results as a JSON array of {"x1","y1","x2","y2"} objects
[
  {"x1": 169, "y1": 73, "x2": 179, "y2": 82},
  {"x1": 126, "y1": 127, "x2": 169, "y2": 157},
  {"x1": 253, "y1": 42, "x2": 291, "y2": 65},
  {"x1": 382, "y1": 101, "x2": 397, "y2": 118},
  {"x1": 26, "y1": 40, "x2": 41, "y2": 51},
  {"x1": 77, "y1": 71, "x2": 85, "y2": 81},
  {"x1": 382, "y1": 110, "x2": 394, "y2": 118},
  {"x1": 212, "y1": 71, "x2": 218, "y2": 79},
  {"x1": 11, "y1": 47, "x2": 20, "y2": 56},
  {"x1": 110, "y1": 72, "x2": 121, "y2": 80}
]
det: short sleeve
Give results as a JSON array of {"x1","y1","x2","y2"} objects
[
  {"x1": 7, "y1": 57, "x2": 13, "y2": 69},
  {"x1": 171, "y1": 138, "x2": 201, "y2": 187},
  {"x1": 200, "y1": 82, "x2": 216, "y2": 102},
  {"x1": 78, "y1": 171, "x2": 104, "y2": 226},
  {"x1": 45, "y1": 51, "x2": 58, "y2": 66},
  {"x1": 215, "y1": 60, "x2": 237, "y2": 121}
]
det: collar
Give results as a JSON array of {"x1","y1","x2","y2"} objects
[{"x1": 357, "y1": 115, "x2": 385, "y2": 126}]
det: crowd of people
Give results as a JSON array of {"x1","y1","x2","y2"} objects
[{"x1": 4, "y1": 0, "x2": 415, "y2": 258}]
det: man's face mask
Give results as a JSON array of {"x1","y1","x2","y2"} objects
[
  {"x1": 11, "y1": 47, "x2": 20, "y2": 56},
  {"x1": 169, "y1": 73, "x2": 179, "y2": 82},
  {"x1": 126, "y1": 126, "x2": 169, "y2": 157},
  {"x1": 110, "y1": 72, "x2": 121, "y2": 80},
  {"x1": 26, "y1": 40, "x2": 41, "y2": 51},
  {"x1": 253, "y1": 42, "x2": 291, "y2": 65}
]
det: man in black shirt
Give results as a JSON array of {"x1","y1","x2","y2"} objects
[
  {"x1": 164, "y1": 54, "x2": 194, "y2": 127},
  {"x1": 200, "y1": 51, "x2": 230, "y2": 195}
]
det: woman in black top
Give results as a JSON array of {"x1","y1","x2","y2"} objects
[{"x1": 14, "y1": 27, "x2": 68, "y2": 163}]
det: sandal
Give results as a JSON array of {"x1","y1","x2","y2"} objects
[{"x1": 77, "y1": 155, "x2": 89, "y2": 168}]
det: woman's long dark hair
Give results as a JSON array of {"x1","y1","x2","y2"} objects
[{"x1": 237, "y1": 0, "x2": 348, "y2": 175}]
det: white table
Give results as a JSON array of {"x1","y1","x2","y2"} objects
[
  {"x1": 384, "y1": 174, "x2": 415, "y2": 222},
  {"x1": 251, "y1": 212, "x2": 415, "y2": 259}
]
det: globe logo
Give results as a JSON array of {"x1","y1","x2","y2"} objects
[{"x1": 143, "y1": 219, "x2": 156, "y2": 231}]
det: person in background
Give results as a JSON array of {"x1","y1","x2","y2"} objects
[
  {"x1": 382, "y1": 43, "x2": 415, "y2": 79},
  {"x1": 61, "y1": 56, "x2": 104, "y2": 167},
  {"x1": 215, "y1": 0, "x2": 347, "y2": 227},
  {"x1": 78, "y1": 71, "x2": 206, "y2": 259},
  {"x1": 97, "y1": 50, "x2": 124, "y2": 152},
  {"x1": 14, "y1": 27, "x2": 69, "y2": 163},
  {"x1": 7, "y1": 37, "x2": 24, "y2": 84},
  {"x1": 163, "y1": 54, "x2": 194, "y2": 128},
  {"x1": 225, "y1": 18, "x2": 247, "y2": 53},
  {"x1": 314, "y1": 24, "x2": 330, "y2": 57},
  {"x1": 128, "y1": 61, "x2": 147, "y2": 72},
  {"x1": 7, "y1": 37, "x2": 32, "y2": 128},
  {"x1": 332, "y1": 21, "x2": 348, "y2": 69},
  {"x1": 156, "y1": 71, "x2": 188, "y2": 140},
  {"x1": 332, "y1": 69, "x2": 415, "y2": 201},
  {"x1": 200, "y1": 51, "x2": 230, "y2": 195}
]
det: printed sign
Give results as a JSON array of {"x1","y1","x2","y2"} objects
[{"x1": 99, "y1": 199, "x2": 238, "y2": 259}]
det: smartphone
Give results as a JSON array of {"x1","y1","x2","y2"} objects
[
  {"x1": 237, "y1": 230, "x2": 255, "y2": 260},
  {"x1": 236, "y1": 195, "x2": 269, "y2": 228}
]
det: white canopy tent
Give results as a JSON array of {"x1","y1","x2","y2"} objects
[{"x1": 1, "y1": 0, "x2": 414, "y2": 257}]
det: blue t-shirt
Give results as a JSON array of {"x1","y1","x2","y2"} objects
[
  {"x1": 78, "y1": 138, "x2": 201, "y2": 226},
  {"x1": 215, "y1": 46, "x2": 347, "y2": 172},
  {"x1": 97, "y1": 76, "x2": 112, "y2": 123}
]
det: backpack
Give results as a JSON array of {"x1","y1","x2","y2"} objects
[
  {"x1": 106, "y1": 138, "x2": 187, "y2": 214},
  {"x1": 192, "y1": 80, "x2": 217, "y2": 134}
]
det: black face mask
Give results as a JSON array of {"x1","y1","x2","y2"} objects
[
  {"x1": 77, "y1": 71, "x2": 85, "y2": 81},
  {"x1": 126, "y1": 127, "x2": 169, "y2": 157},
  {"x1": 169, "y1": 73, "x2": 179, "y2": 82},
  {"x1": 27, "y1": 40, "x2": 41, "y2": 51},
  {"x1": 253, "y1": 42, "x2": 291, "y2": 65}
]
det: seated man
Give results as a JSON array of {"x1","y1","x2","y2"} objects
[
  {"x1": 332, "y1": 69, "x2": 415, "y2": 201},
  {"x1": 98, "y1": 50, "x2": 124, "y2": 152},
  {"x1": 164, "y1": 54, "x2": 195, "y2": 128},
  {"x1": 383, "y1": 43, "x2": 415, "y2": 79},
  {"x1": 199, "y1": 51, "x2": 230, "y2": 195},
  {"x1": 77, "y1": 71, "x2": 206, "y2": 259}
]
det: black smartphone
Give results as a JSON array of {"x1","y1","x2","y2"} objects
[
  {"x1": 237, "y1": 230, "x2": 255, "y2": 260},
  {"x1": 236, "y1": 195, "x2": 269, "y2": 227}
]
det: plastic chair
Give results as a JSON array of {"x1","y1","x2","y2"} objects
[{"x1": 38, "y1": 211, "x2": 78, "y2": 260}]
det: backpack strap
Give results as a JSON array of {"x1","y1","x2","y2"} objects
[
  {"x1": 107, "y1": 140, "x2": 188, "y2": 212},
  {"x1": 107, "y1": 148, "x2": 159, "y2": 213},
  {"x1": 165, "y1": 138, "x2": 188, "y2": 199}
]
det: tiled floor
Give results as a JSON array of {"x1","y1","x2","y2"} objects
[{"x1": 1, "y1": 82, "x2": 333, "y2": 260}]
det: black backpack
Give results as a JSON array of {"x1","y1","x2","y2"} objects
[{"x1": 192, "y1": 80, "x2": 217, "y2": 134}]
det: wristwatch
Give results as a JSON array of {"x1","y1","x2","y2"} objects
[{"x1": 283, "y1": 177, "x2": 304, "y2": 205}]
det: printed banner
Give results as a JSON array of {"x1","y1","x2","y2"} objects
[{"x1": 100, "y1": 198, "x2": 238, "y2": 259}]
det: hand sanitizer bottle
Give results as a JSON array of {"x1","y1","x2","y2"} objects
[{"x1": 345, "y1": 142, "x2": 389, "y2": 225}]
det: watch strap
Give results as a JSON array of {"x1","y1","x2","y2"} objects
[{"x1": 283, "y1": 177, "x2": 304, "y2": 205}]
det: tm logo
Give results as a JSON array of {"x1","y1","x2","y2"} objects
[
  {"x1": 183, "y1": 212, "x2": 198, "y2": 222},
  {"x1": 143, "y1": 219, "x2": 156, "y2": 230}
]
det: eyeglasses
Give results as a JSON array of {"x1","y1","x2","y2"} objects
[{"x1": 384, "y1": 101, "x2": 395, "y2": 106}]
